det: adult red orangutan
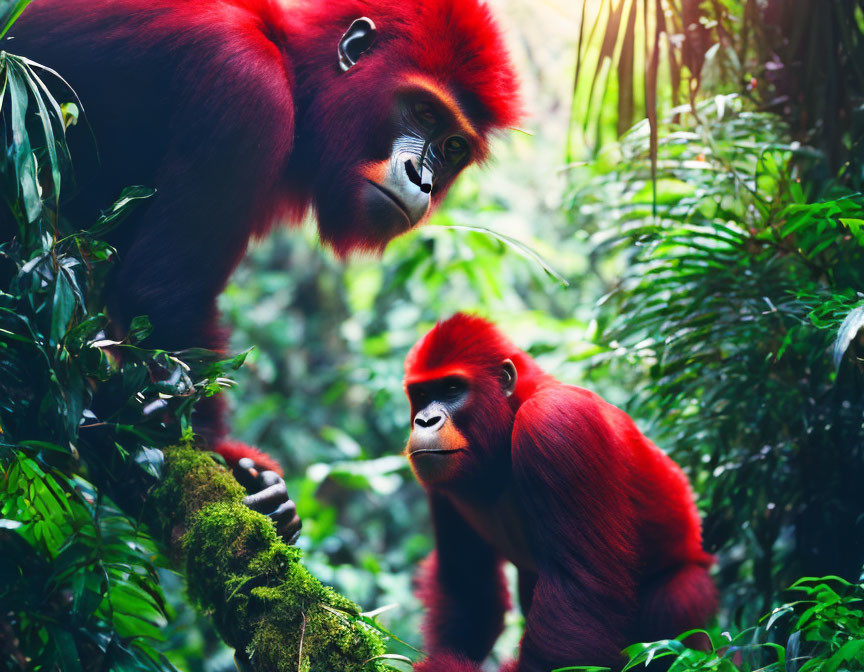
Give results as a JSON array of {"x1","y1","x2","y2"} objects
[
  {"x1": 403, "y1": 314, "x2": 717, "y2": 672},
  {"x1": 7, "y1": 0, "x2": 520, "y2": 533}
]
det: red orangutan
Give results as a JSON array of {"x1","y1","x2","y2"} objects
[
  {"x1": 8, "y1": 0, "x2": 519, "y2": 536},
  {"x1": 403, "y1": 314, "x2": 717, "y2": 672}
]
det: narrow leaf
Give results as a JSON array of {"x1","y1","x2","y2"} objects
[
  {"x1": 441, "y1": 224, "x2": 569, "y2": 287},
  {"x1": 0, "y1": 0, "x2": 32, "y2": 39},
  {"x1": 833, "y1": 305, "x2": 864, "y2": 370}
]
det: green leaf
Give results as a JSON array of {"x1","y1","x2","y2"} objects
[
  {"x1": 766, "y1": 604, "x2": 794, "y2": 630},
  {"x1": 0, "y1": 0, "x2": 32, "y2": 39},
  {"x1": 89, "y1": 186, "x2": 156, "y2": 238},
  {"x1": 439, "y1": 224, "x2": 569, "y2": 287},
  {"x1": 824, "y1": 639, "x2": 864, "y2": 672},
  {"x1": 51, "y1": 262, "x2": 77, "y2": 344},
  {"x1": 128, "y1": 315, "x2": 154, "y2": 343},
  {"x1": 6, "y1": 57, "x2": 42, "y2": 223},
  {"x1": 134, "y1": 446, "x2": 164, "y2": 479},
  {"x1": 833, "y1": 305, "x2": 864, "y2": 370},
  {"x1": 61, "y1": 101, "x2": 79, "y2": 128},
  {"x1": 47, "y1": 625, "x2": 83, "y2": 672},
  {"x1": 840, "y1": 218, "x2": 864, "y2": 246},
  {"x1": 16, "y1": 58, "x2": 63, "y2": 203}
]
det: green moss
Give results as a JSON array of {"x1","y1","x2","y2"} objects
[
  {"x1": 146, "y1": 444, "x2": 393, "y2": 672},
  {"x1": 248, "y1": 597, "x2": 387, "y2": 672}
]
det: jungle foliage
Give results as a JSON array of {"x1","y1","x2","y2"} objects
[
  {"x1": 569, "y1": 0, "x2": 864, "y2": 668},
  {"x1": 3, "y1": 0, "x2": 864, "y2": 671}
]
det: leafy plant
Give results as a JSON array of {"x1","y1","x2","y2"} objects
[
  {"x1": 580, "y1": 94, "x2": 864, "y2": 621},
  {"x1": 0, "y1": 6, "x2": 400, "y2": 670},
  {"x1": 573, "y1": 0, "x2": 864, "y2": 177},
  {"x1": 618, "y1": 577, "x2": 864, "y2": 671},
  {"x1": 1, "y1": 453, "x2": 176, "y2": 671},
  {"x1": 0, "y1": 11, "x2": 252, "y2": 669}
]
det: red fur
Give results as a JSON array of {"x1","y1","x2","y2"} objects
[
  {"x1": 414, "y1": 493, "x2": 510, "y2": 662},
  {"x1": 414, "y1": 657, "x2": 518, "y2": 672},
  {"x1": 9, "y1": 1, "x2": 519, "y2": 470},
  {"x1": 413, "y1": 653, "x2": 483, "y2": 672},
  {"x1": 215, "y1": 439, "x2": 284, "y2": 476},
  {"x1": 405, "y1": 314, "x2": 717, "y2": 672}
]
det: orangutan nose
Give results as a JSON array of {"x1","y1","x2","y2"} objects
[
  {"x1": 404, "y1": 158, "x2": 433, "y2": 193},
  {"x1": 414, "y1": 409, "x2": 445, "y2": 430}
]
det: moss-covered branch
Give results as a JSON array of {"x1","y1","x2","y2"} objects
[{"x1": 144, "y1": 444, "x2": 394, "y2": 672}]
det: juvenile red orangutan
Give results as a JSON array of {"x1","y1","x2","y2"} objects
[
  {"x1": 7, "y1": 0, "x2": 519, "y2": 535},
  {"x1": 403, "y1": 314, "x2": 717, "y2": 672}
]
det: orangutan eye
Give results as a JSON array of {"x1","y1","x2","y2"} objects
[
  {"x1": 413, "y1": 101, "x2": 439, "y2": 129},
  {"x1": 443, "y1": 135, "x2": 469, "y2": 164},
  {"x1": 443, "y1": 379, "x2": 467, "y2": 399}
]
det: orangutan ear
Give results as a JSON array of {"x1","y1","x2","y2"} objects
[
  {"x1": 501, "y1": 359, "x2": 517, "y2": 397},
  {"x1": 338, "y1": 17, "x2": 377, "y2": 72}
]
